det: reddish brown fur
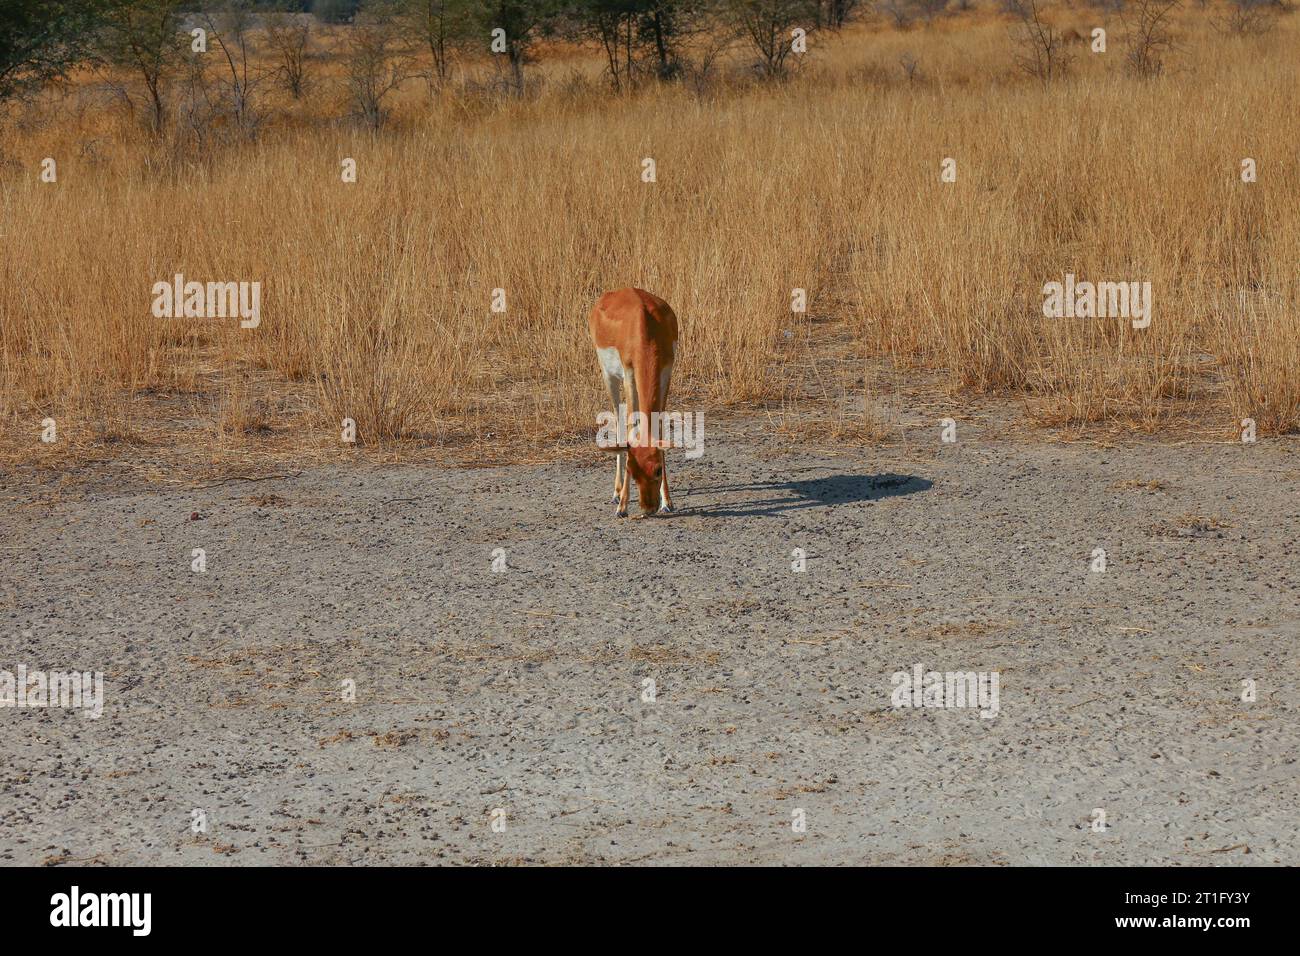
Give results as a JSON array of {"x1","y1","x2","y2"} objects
[{"x1": 589, "y1": 288, "x2": 680, "y2": 515}]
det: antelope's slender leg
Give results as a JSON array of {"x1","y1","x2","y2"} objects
[
  {"x1": 659, "y1": 454, "x2": 672, "y2": 514},
  {"x1": 616, "y1": 371, "x2": 635, "y2": 518},
  {"x1": 604, "y1": 381, "x2": 625, "y2": 504},
  {"x1": 616, "y1": 466, "x2": 630, "y2": 518},
  {"x1": 657, "y1": 363, "x2": 674, "y2": 513}
]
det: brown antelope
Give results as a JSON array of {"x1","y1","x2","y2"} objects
[{"x1": 589, "y1": 288, "x2": 679, "y2": 517}]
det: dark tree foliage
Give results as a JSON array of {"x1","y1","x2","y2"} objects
[
  {"x1": 312, "y1": 0, "x2": 363, "y2": 21},
  {"x1": 0, "y1": 0, "x2": 106, "y2": 100},
  {"x1": 471, "y1": 0, "x2": 563, "y2": 93},
  {"x1": 571, "y1": 0, "x2": 699, "y2": 89},
  {"x1": 0, "y1": 0, "x2": 864, "y2": 108}
]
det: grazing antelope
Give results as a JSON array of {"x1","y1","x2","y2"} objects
[{"x1": 589, "y1": 288, "x2": 679, "y2": 517}]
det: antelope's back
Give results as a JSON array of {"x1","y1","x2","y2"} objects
[{"x1": 589, "y1": 288, "x2": 678, "y2": 355}]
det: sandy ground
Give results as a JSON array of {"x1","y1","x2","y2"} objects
[{"x1": 2, "y1": 420, "x2": 1298, "y2": 866}]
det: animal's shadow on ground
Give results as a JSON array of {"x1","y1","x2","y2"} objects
[{"x1": 685, "y1": 473, "x2": 932, "y2": 519}]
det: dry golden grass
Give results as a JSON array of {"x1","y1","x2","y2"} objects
[{"x1": 1, "y1": 6, "x2": 1297, "y2": 473}]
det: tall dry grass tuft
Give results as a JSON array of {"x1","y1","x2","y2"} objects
[
  {"x1": 1213, "y1": 291, "x2": 1300, "y2": 435},
  {"x1": 1, "y1": 7, "x2": 1297, "y2": 467}
]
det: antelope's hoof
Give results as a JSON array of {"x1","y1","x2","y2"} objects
[
  {"x1": 658, "y1": 503, "x2": 673, "y2": 515},
  {"x1": 610, "y1": 494, "x2": 620, "y2": 504},
  {"x1": 615, "y1": 508, "x2": 628, "y2": 519}
]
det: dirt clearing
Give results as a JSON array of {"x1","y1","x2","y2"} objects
[{"x1": 2, "y1": 421, "x2": 1298, "y2": 865}]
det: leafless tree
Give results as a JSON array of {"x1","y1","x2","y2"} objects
[
  {"x1": 397, "y1": 0, "x2": 471, "y2": 89},
  {"x1": 343, "y1": 2, "x2": 413, "y2": 128},
  {"x1": 682, "y1": 21, "x2": 735, "y2": 95},
  {"x1": 879, "y1": 0, "x2": 916, "y2": 27},
  {"x1": 264, "y1": 12, "x2": 313, "y2": 98},
  {"x1": 1122, "y1": 0, "x2": 1180, "y2": 78},
  {"x1": 199, "y1": 1, "x2": 271, "y2": 133},
  {"x1": 1214, "y1": 0, "x2": 1279, "y2": 35},
  {"x1": 879, "y1": 0, "x2": 949, "y2": 26},
  {"x1": 917, "y1": 0, "x2": 950, "y2": 22},
  {"x1": 1008, "y1": 0, "x2": 1074, "y2": 85},
  {"x1": 725, "y1": 0, "x2": 818, "y2": 78},
  {"x1": 817, "y1": 0, "x2": 859, "y2": 28}
]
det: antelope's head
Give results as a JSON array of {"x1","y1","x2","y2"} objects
[{"x1": 624, "y1": 444, "x2": 665, "y2": 514}]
